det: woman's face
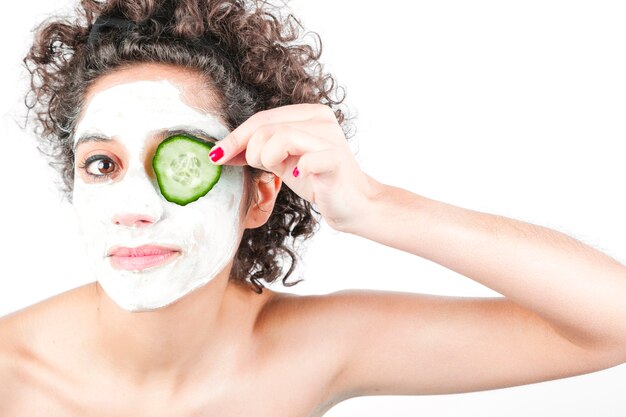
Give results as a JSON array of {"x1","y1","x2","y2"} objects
[{"x1": 72, "y1": 64, "x2": 245, "y2": 312}]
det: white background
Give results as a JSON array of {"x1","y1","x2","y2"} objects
[{"x1": 1, "y1": 0, "x2": 625, "y2": 415}]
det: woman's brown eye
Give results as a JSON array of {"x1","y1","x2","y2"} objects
[
  {"x1": 85, "y1": 156, "x2": 117, "y2": 177},
  {"x1": 97, "y1": 160, "x2": 114, "y2": 174}
]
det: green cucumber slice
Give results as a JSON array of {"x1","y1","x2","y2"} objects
[{"x1": 152, "y1": 135, "x2": 221, "y2": 206}]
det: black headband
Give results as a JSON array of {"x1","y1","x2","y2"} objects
[{"x1": 87, "y1": 16, "x2": 138, "y2": 47}]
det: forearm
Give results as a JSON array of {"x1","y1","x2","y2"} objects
[{"x1": 352, "y1": 180, "x2": 626, "y2": 349}]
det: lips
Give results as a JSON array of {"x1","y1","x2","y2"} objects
[{"x1": 107, "y1": 245, "x2": 181, "y2": 271}]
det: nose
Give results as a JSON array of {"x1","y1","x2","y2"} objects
[
  {"x1": 112, "y1": 213, "x2": 159, "y2": 228},
  {"x1": 109, "y1": 167, "x2": 165, "y2": 228}
]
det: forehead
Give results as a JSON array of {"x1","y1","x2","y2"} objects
[
  {"x1": 84, "y1": 63, "x2": 220, "y2": 113},
  {"x1": 75, "y1": 63, "x2": 228, "y2": 141}
]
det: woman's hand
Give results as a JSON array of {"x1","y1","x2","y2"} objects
[{"x1": 209, "y1": 103, "x2": 380, "y2": 232}]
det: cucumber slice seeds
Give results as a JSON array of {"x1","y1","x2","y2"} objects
[{"x1": 152, "y1": 135, "x2": 222, "y2": 206}]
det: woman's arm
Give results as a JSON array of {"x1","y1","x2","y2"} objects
[
  {"x1": 211, "y1": 103, "x2": 626, "y2": 397},
  {"x1": 302, "y1": 181, "x2": 626, "y2": 399},
  {"x1": 347, "y1": 182, "x2": 626, "y2": 351}
]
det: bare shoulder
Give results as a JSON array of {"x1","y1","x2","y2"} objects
[
  {"x1": 0, "y1": 299, "x2": 40, "y2": 407},
  {"x1": 250, "y1": 289, "x2": 371, "y2": 410},
  {"x1": 256, "y1": 288, "x2": 411, "y2": 340},
  {"x1": 254, "y1": 290, "x2": 417, "y2": 378},
  {"x1": 0, "y1": 285, "x2": 95, "y2": 413},
  {"x1": 252, "y1": 288, "x2": 445, "y2": 402},
  {"x1": 0, "y1": 285, "x2": 95, "y2": 384},
  {"x1": 255, "y1": 289, "x2": 358, "y2": 347},
  {"x1": 0, "y1": 319, "x2": 18, "y2": 387},
  {"x1": 0, "y1": 283, "x2": 94, "y2": 338}
]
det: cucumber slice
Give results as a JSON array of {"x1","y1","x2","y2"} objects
[{"x1": 152, "y1": 135, "x2": 222, "y2": 206}]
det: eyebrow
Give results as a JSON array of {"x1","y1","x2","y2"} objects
[
  {"x1": 73, "y1": 127, "x2": 220, "y2": 151},
  {"x1": 73, "y1": 133, "x2": 111, "y2": 151}
]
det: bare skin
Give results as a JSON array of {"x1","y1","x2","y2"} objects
[
  {"x1": 0, "y1": 278, "x2": 346, "y2": 417},
  {"x1": 1, "y1": 63, "x2": 625, "y2": 416}
]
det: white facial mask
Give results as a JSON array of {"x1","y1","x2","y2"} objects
[{"x1": 73, "y1": 80, "x2": 244, "y2": 312}]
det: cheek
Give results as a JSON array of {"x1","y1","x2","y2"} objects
[
  {"x1": 73, "y1": 182, "x2": 113, "y2": 229},
  {"x1": 197, "y1": 166, "x2": 245, "y2": 218},
  {"x1": 185, "y1": 192, "x2": 241, "y2": 237},
  {"x1": 182, "y1": 176, "x2": 245, "y2": 245}
]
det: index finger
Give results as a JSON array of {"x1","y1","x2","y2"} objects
[{"x1": 209, "y1": 104, "x2": 334, "y2": 165}]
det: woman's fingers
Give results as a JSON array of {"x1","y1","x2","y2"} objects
[
  {"x1": 295, "y1": 148, "x2": 342, "y2": 177},
  {"x1": 204, "y1": 103, "x2": 370, "y2": 232},
  {"x1": 215, "y1": 120, "x2": 338, "y2": 174},
  {"x1": 210, "y1": 104, "x2": 336, "y2": 165},
  {"x1": 257, "y1": 126, "x2": 331, "y2": 176},
  {"x1": 220, "y1": 152, "x2": 248, "y2": 166}
]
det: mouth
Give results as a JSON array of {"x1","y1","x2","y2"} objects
[{"x1": 107, "y1": 245, "x2": 181, "y2": 271}]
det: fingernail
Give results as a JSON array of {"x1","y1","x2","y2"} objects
[
  {"x1": 292, "y1": 166, "x2": 300, "y2": 178},
  {"x1": 209, "y1": 147, "x2": 224, "y2": 163}
]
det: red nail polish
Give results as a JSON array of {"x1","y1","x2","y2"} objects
[
  {"x1": 209, "y1": 147, "x2": 224, "y2": 162},
  {"x1": 292, "y1": 166, "x2": 300, "y2": 178}
]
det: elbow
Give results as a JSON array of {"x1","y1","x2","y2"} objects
[
  {"x1": 578, "y1": 335, "x2": 626, "y2": 370},
  {"x1": 554, "y1": 323, "x2": 626, "y2": 369}
]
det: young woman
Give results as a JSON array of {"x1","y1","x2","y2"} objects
[{"x1": 1, "y1": 0, "x2": 624, "y2": 415}]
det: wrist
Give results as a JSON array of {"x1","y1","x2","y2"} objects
[{"x1": 331, "y1": 174, "x2": 387, "y2": 235}]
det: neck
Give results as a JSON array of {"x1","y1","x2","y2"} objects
[{"x1": 89, "y1": 270, "x2": 268, "y2": 385}]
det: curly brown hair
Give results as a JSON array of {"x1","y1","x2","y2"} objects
[{"x1": 24, "y1": 0, "x2": 349, "y2": 293}]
